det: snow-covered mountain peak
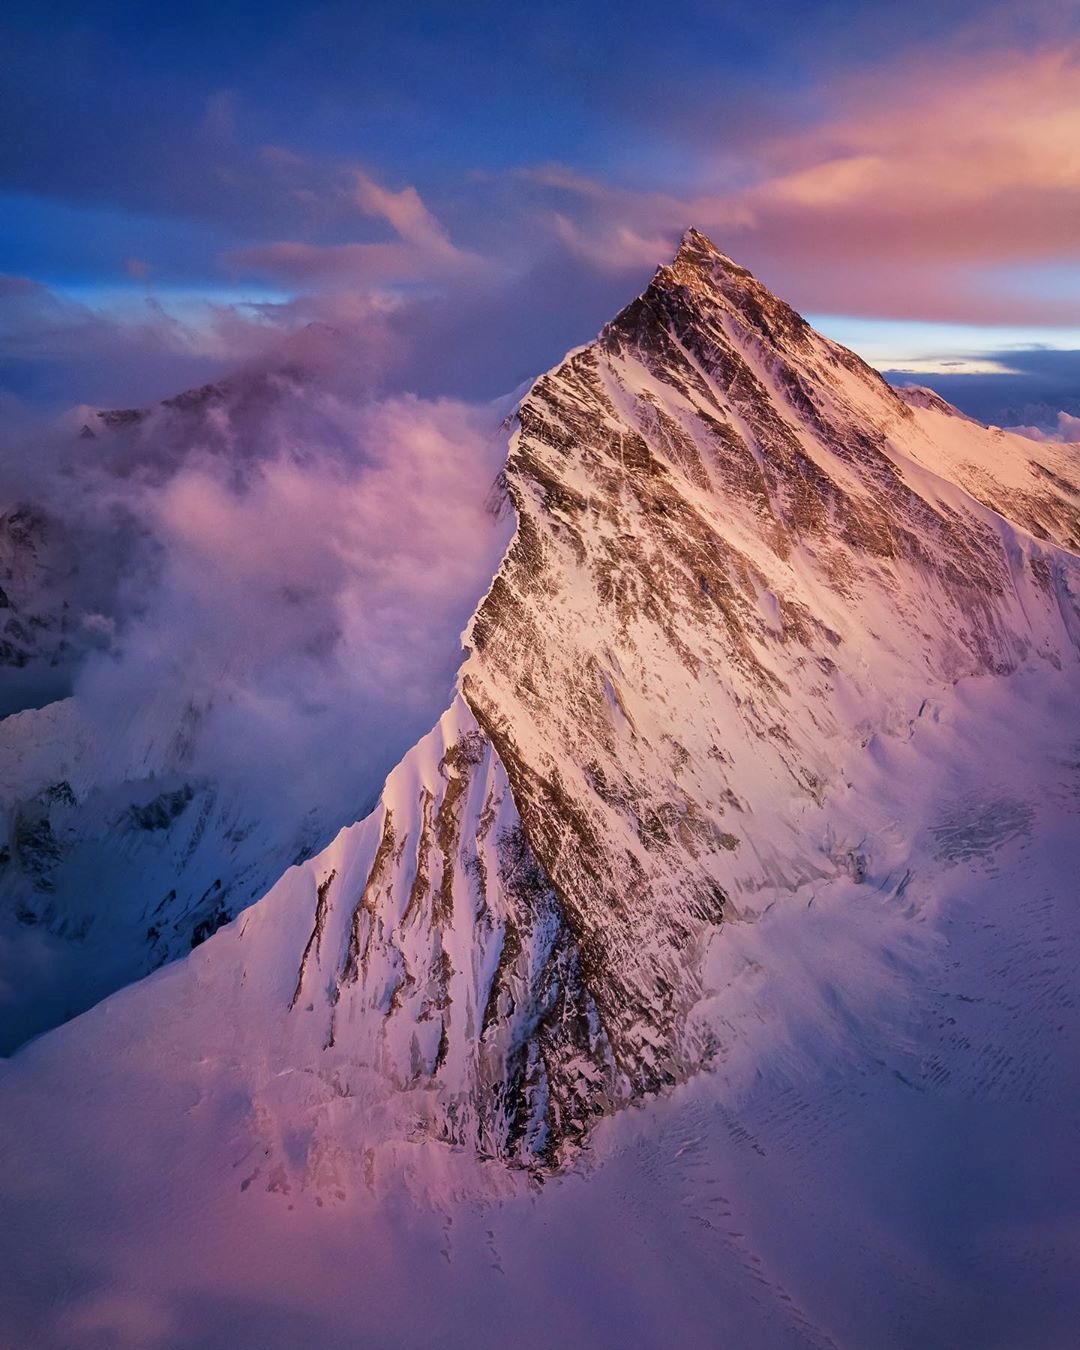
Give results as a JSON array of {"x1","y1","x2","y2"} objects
[
  {"x1": 669, "y1": 225, "x2": 754, "y2": 281},
  {"x1": 5, "y1": 237, "x2": 1080, "y2": 1183},
  {"x1": 3, "y1": 235, "x2": 1080, "y2": 1346},
  {"x1": 658, "y1": 227, "x2": 821, "y2": 362}
]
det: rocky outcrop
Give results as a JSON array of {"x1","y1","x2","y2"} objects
[{"x1": 283, "y1": 699, "x2": 620, "y2": 1168}]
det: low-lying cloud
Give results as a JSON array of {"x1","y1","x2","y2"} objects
[
  {"x1": 3, "y1": 364, "x2": 513, "y2": 835},
  {"x1": 883, "y1": 346, "x2": 1080, "y2": 427}
]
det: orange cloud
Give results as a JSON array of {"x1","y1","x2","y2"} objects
[{"x1": 745, "y1": 44, "x2": 1080, "y2": 263}]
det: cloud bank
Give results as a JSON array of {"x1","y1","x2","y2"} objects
[
  {"x1": 2, "y1": 367, "x2": 512, "y2": 835},
  {"x1": 6, "y1": 33, "x2": 1080, "y2": 418}
]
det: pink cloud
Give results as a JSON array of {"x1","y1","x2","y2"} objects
[
  {"x1": 527, "y1": 43, "x2": 1080, "y2": 323},
  {"x1": 1009, "y1": 410, "x2": 1080, "y2": 442},
  {"x1": 353, "y1": 170, "x2": 459, "y2": 258},
  {"x1": 224, "y1": 168, "x2": 482, "y2": 288},
  {"x1": 741, "y1": 45, "x2": 1080, "y2": 263}
]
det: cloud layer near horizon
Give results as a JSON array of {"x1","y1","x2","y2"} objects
[{"x1": 3, "y1": 8, "x2": 1080, "y2": 414}]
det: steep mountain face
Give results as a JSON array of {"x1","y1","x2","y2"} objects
[
  {"x1": 0, "y1": 692, "x2": 330, "y2": 1052},
  {"x1": 284, "y1": 696, "x2": 620, "y2": 1164},
  {"x1": 894, "y1": 383, "x2": 1080, "y2": 551},
  {"x1": 4, "y1": 231, "x2": 1076, "y2": 1149},
  {"x1": 0, "y1": 505, "x2": 85, "y2": 714},
  {"x1": 459, "y1": 228, "x2": 1079, "y2": 1101},
  {"x1": 175, "y1": 228, "x2": 1080, "y2": 1167}
]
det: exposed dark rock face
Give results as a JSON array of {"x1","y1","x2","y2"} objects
[
  {"x1": 128, "y1": 785, "x2": 195, "y2": 833},
  {"x1": 283, "y1": 704, "x2": 620, "y2": 1169},
  {"x1": 0, "y1": 508, "x2": 77, "y2": 711}
]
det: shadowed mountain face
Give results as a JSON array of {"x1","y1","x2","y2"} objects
[{"x1": 0, "y1": 369, "x2": 512, "y2": 1054}]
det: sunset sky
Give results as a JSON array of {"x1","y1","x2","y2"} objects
[{"x1": 2, "y1": 0, "x2": 1079, "y2": 423}]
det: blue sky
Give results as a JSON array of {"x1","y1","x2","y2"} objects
[{"x1": 2, "y1": 0, "x2": 1079, "y2": 419}]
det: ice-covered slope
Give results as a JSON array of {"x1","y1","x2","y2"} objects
[
  {"x1": 0, "y1": 691, "x2": 329, "y2": 1051},
  {"x1": 458, "y1": 230, "x2": 1080, "y2": 1105},
  {"x1": 2, "y1": 659, "x2": 1077, "y2": 1349},
  {"x1": 895, "y1": 384, "x2": 1080, "y2": 552},
  {"x1": 1, "y1": 231, "x2": 1079, "y2": 1345}
]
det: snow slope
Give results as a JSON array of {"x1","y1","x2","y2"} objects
[
  {"x1": 0, "y1": 691, "x2": 327, "y2": 1051},
  {"x1": 1, "y1": 231, "x2": 1078, "y2": 1347},
  {"x1": 0, "y1": 377, "x2": 512, "y2": 1052},
  {"x1": 0, "y1": 661, "x2": 1076, "y2": 1350}
]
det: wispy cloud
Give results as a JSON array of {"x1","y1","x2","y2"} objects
[
  {"x1": 6, "y1": 366, "x2": 512, "y2": 834},
  {"x1": 5, "y1": 23, "x2": 1080, "y2": 413},
  {"x1": 223, "y1": 162, "x2": 484, "y2": 291}
]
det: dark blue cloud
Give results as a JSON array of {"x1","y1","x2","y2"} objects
[{"x1": 2, "y1": 0, "x2": 1061, "y2": 219}]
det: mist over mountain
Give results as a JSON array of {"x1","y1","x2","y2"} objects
[
  {"x1": 0, "y1": 356, "x2": 512, "y2": 1049},
  {"x1": 884, "y1": 346, "x2": 1080, "y2": 432}
]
